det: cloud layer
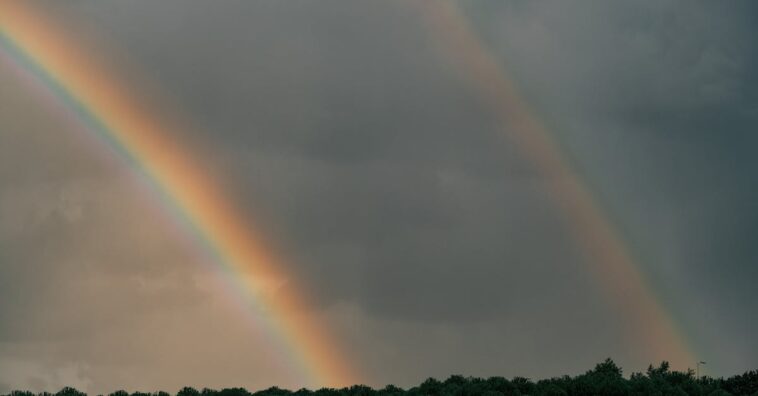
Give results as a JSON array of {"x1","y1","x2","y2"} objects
[{"x1": 1, "y1": 1, "x2": 756, "y2": 393}]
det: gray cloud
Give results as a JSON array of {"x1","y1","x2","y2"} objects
[{"x1": 1, "y1": 0, "x2": 756, "y2": 393}]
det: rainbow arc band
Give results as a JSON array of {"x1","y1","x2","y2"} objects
[
  {"x1": 0, "y1": 2, "x2": 355, "y2": 388},
  {"x1": 418, "y1": 1, "x2": 696, "y2": 368}
]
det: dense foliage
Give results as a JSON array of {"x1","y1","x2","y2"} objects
[{"x1": 4, "y1": 360, "x2": 758, "y2": 396}]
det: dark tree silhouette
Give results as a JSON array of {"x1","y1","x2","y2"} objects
[{"x1": 4, "y1": 360, "x2": 758, "y2": 396}]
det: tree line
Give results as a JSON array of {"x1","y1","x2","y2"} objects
[{"x1": 4, "y1": 359, "x2": 758, "y2": 396}]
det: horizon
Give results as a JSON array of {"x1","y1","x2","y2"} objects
[{"x1": 1, "y1": 359, "x2": 757, "y2": 395}]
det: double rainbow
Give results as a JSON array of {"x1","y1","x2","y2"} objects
[{"x1": 0, "y1": 0, "x2": 696, "y2": 385}]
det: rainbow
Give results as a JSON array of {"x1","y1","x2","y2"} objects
[
  {"x1": 1, "y1": 0, "x2": 698, "y2": 382},
  {"x1": 0, "y1": 2, "x2": 355, "y2": 388},
  {"x1": 419, "y1": 1, "x2": 697, "y2": 368}
]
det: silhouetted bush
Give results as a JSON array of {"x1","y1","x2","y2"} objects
[{"x1": 3, "y1": 360, "x2": 758, "y2": 396}]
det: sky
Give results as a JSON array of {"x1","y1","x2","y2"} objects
[{"x1": 1, "y1": 0, "x2": 757, "y2": 393}]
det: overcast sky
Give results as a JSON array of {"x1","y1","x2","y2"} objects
[{"x1": 1, "y1": 1, "x2": 757, "y2": 394}]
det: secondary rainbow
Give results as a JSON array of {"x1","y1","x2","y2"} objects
[
  {"x1": 0, "y1": 2, "x2": 355, "y2": 387},
  {"x1": 419, "y1": 1, "x2": 697, "y2": 368}
]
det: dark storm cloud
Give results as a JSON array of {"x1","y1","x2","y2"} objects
[
  {"x1": 46, "y1": 0, "x2": 594, "y2": 318},
  {"x1": 1, "y1": 0, "x2": 757, "y2": 392}
]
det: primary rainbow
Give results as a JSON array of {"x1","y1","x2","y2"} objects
[
  {"x1": 420, "y1": 1, "x2": 697, "y2": 368},
  {"x1": 0, "y1": 2, "x2": 355, "y2": 388}
]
